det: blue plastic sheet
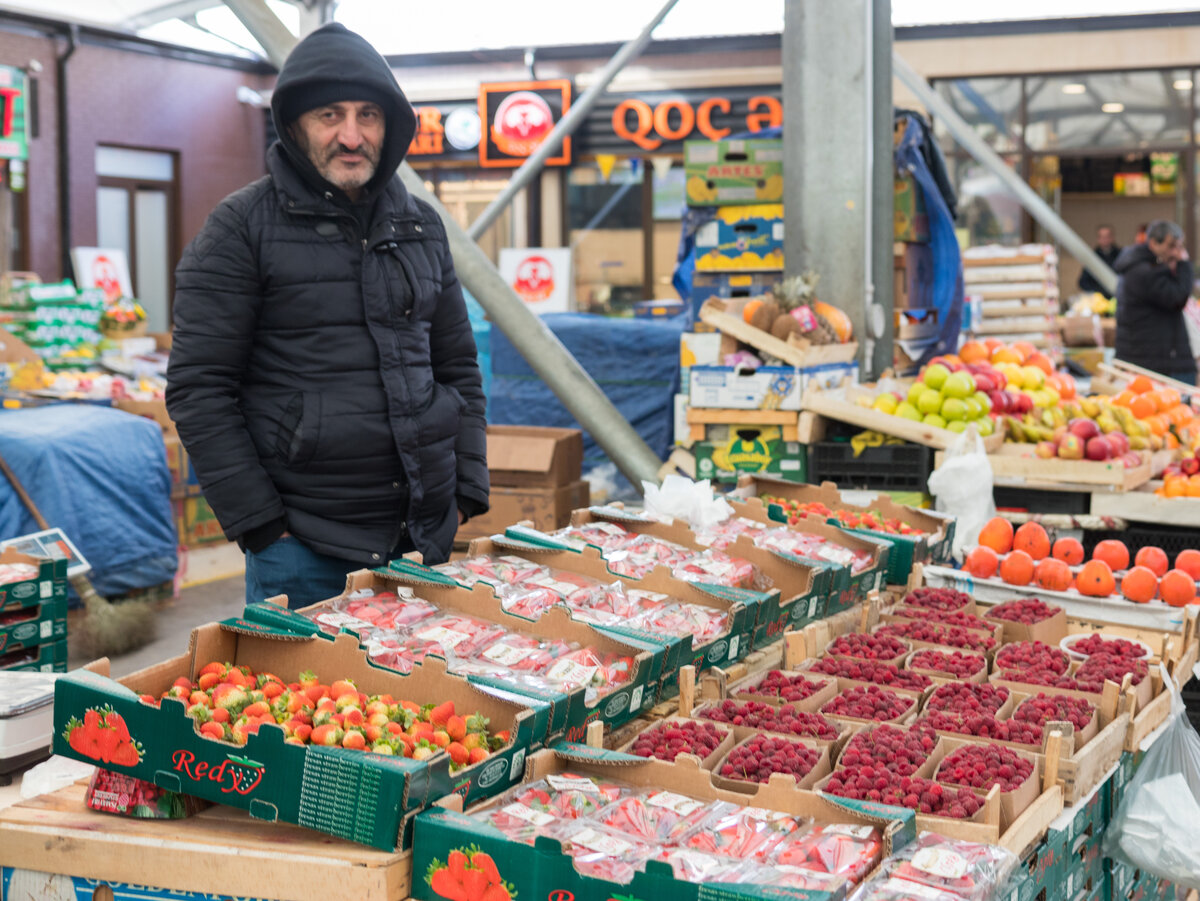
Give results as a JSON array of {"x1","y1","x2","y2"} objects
[
  {"x1": 0, "y1": 405, "x2": 178, "y2": 597},
  {"x1": 488, "y1": 313, "x2": 684, "y2": 491}
]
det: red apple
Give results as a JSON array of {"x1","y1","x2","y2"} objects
[
  {"x1": 974, "y1": 374, "x2": 995, "y2": 393},
  {"x1": 1058, "y1": 433, "x2": 1085, "y2": 460},
  {"x1": 1107, "y1": 432, "x2": 1130, "y2": 455},
  {"x1": 1086, "y1": 436, "x2": 1113, "y2": 461},
  {"x1": 1068, "y1": 418, "x2": 1101, "y2": 441},
  {"x1": 1182, "y1": 457, "x2": 1200, "y2": 476},
  {"x1": 1014, "y1": 393, "x2": 1034, "y2": 414},
  {"x1": 988, "y1": 390, "x2": 1008, "y2": 412},
  {"x1": 1036, "y1": 441, "x2": 1058, "y2": 459}
]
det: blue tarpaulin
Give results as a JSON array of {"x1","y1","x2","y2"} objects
[
  {"x1": 0, "y1": 405, "x2": 178, "y2": 596},
  {"x1": 488, "y1": 313, "x2": 684, "y2": 492}
]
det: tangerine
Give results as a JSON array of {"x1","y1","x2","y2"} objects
[
  {"x1": 1175, "y1": 549, "x2": 1200, "y2": 580},
  {"x1": 1034, "y1": 558, "x2": 1073, "y2": 592},
  {"x1": 1013, "y1": 522, "x2": 1051, "y2": 560},
  {"x1": 1128, "y1": 375, "x2": 1154, "y2": 395},
  {"x1": 1093, "y1": 539, "x2": 1130, "y2": 572},
  {"x1": 991, "y1": 348, "x2": 1023, "y2": 365},
  {"x1": 1159, "y1": 569, "x2": 1197, "y2": 607},
  {"x1": 1112, "y1": 391, "x2": 1136, "y2": 408},
  {"x1": 978, "y1": 517, "x2": 1015, "y2": 555},
  {"x1": 1162, "y1": 388, "x2": 1182, "y2": 407},
  {"x1": 1134, "y1": 546, "x2": 1169, "y2": 577},
  {"x1": 742, "y1": 299, "x2": 765, "y2": 324},
  {"x1": 1121, "y1": 566, "x2": 1158, "y2": 603},
  {"x1": 999, "y1": 550, "x2": 1035, "y2": 586},
  {"x1": 1130, "y1": 395, "x2": 1156, "y2": 420},
  {"x1": 959, "y1": 340, "x2": 988, "y2": 364},
  {"x1": 1052, "y1": 537, "x2": 1085, "y2": 566},
  {"x1": 1076, "y1": 559, "x2": 1116, "y2": 597},
  {"x1": 1012, "y1": 341, "x2": 1038, "y2": 362},
  {"x1": 964, "y1": 546, "x2": 1000, "y2": 579}
]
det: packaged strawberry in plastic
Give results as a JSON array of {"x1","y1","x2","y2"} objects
[
  {"x1": 472, "y1": 633, "x2": 575, "y2": 674},
  {"x1": 87, "y1": 768, "x2": 206, "y2": 819},
  {"x1": 681, "y1": 805, "x2": 807, "y2": 862},
  {"x1": 770, "y1": 823, "x2": 884, "y2": 884},
  {"x1": 673, "y1": 549, "x2": 764, "y2": 590},
  {"x1": 551, "y1": 522, "x2": 634, "y2": 551},
  {"x1": 661, "y1": 849, "x2": 769, "y2": 885},
  {"x1": 336, "y1": 588, "x2": 439, "y2": 631},
  {"x1": 406, "y1": 614, "x2": 509, "y2": 659},
  {"x1": 480, "y1": 772, "x2": 634, "y2": 843},
  {"x1": 602, "y1": 534, "x2": 695, "y2": 579},
  {"x1": 543, "y1": 647, "x2": 635, "y2": 700},
  {"x1": 434, "y1": 554, "x2": 549, "y2": 588},
  {"x1": 883, "y1": 832, "x2": 1018, "y2": 901},
  {"x1": 630, "y1": 602, "x2": 731, "y2": 644},
  {"x1": 547, "y1": 820, "x2": 657, "y2": 884},
  {"x1": 853, "y1": 877, "x2": 965, "y2": 901},
  {"x1": 692, "y1": 516, "x2": 767, "y2": 551},
  {"x1": 596, "y1": 790, "x2": 718, "y2": 844}
]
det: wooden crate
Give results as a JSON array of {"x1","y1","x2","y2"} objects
[
  {"x1": 0, "y1": 782, "x2": 412, "y2": 901},
  {"x1": 1090, "y1": 486, "x2": 1200, "y2": 528},
  {"x1": 697, "y1": 298, "x2": 860, "y2": 368},
  {"x1": 934, "y1": 443, "x2": 1153, "y2": 493},
  {"x1": 685, "y1": 407, "x2": 800, "y2": 443}
]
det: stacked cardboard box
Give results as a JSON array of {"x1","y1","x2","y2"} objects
[
  {"x1": 2, "y1": 281, "x2": 104, "y2": 371},
  {"x1": 0, "y1": 547, "x2": 69, "y2": 673},
  {"x1": 455, "y1": 426, "x2": 589, "y2": 542}
]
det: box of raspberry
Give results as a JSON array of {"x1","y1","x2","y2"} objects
[
  {"x1": 983, "y1": 598, "x2": 1067, "y2": 645},
  {"x1": 710, "y1": 732, "x2": 831, "y2": 791},
  {"x1": 819, "y1": 684, "x2": 921, "y2": 727},
  {"x1": 728, "y1": 669, "x2": 839, "y2": 711},
  {"x1": 824, "y1": 632, "x2": 912, "y2": 668},
  {"x1": 905, "y1": 649, "x2": 988, "y2": 685},
  {"x1": 931, "y1": 738, "x2": 1041, "y2": 830},
  {"x1": 617, "y1": 716, "x2": 734, "y2": 768}
]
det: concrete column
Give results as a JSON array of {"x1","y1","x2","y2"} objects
[{"x1": 783, "y1": 0, "x2": 894, "y2": 378}]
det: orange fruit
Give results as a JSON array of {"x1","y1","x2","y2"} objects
[
  {"x1": 1112, "y1": 391, "x2": 1135, "y2": 408},
  {"x1": 1162, "y1": 388, "x2": 1182, "y2": 407},
  {"x1": 1134, "y1": 546, "x2": 1169, "y2": 577},
  {"x1": 1186, "y1": 478, "x2": 1200, "y2": 498},
  {"x1": 999, "y1": 550, "x2": 1035, "y2": 586},
  {"x1": 964, "y1": 546, "x2": 1000, "y2": 579},
  {"x1": 1175, "y1": 549, "x2": 1200, "y2": 580},
  {"x1": 991, "y1": 348, "x2": 1023, "y2": 365},
  {"x1": 1165, "y1": 478, "x2": 1188, "y2": 498},
  {"x1": 1052, "y1": 537, "x2": 1085, "y2": 566},
  {"x1": 1058, "y1": 374, "x2": 1077, "y2": 400},
  {"x1": 742, "y1": 298, "x2": 765, "y2": 324},
  {"x1": 1012, "y1": 341, "x2": 1038, "y2": 362},
  {"x1": 1034, "y1": 558, "x2": 1073, "y2": 592},
  {"x1": 1093, "y1": 540, "x2": 1130, "y2": 572},
  {"x1": 1013, "y1": 522, "x2": 1051, "y2": 560},
  {"x1": 959, "y1": 341, "x2": 988, "y2": 364},
  {"x1": 978, "y1": 517, "x2": 1015, "y2": 555},
  {"x1": 1129, "y1": 375, "x2": 1154, "y2": 395},
  {"x1": 1130, "y1": 395, "x2": 1156, "y2": 420},
  {"x1": 983, "y1": 338, "x2": 1003, "y2": 353},
  {"x1": 1121, "y1": 566, "x2": 1158, "y2": 603},
  {"x1": 1076, "y1": 559, "x2": 1116, "y2": 597},
  {"x1": 1025, "y1": 352, "x2": 1054, "y2": 375},
  {"x1": 1160, "y1": 569, "x2": 1197, "y2": 607}
]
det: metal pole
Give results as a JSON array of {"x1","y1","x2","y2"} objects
[
  {"x1": 466, "y1": 0, "x2": 681, "y2": 241},
  {"x1": 223, "y1": 0, "x2": 665, "y2": 489},
  {"x1": 399, "y1": 166, "x2": 665, "y2": 487},
  {"x1": 893, "y1": 53, "x2": 1119, "y2": 297}
]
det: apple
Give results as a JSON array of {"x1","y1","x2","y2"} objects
[
  {"x1": 924, "y1": 364, "x2": 951, "y2": 391},
  {"x1": 1068, "y1": 418, "x2": 1101, "y2": 441},
  {"x1": 1058, "y1": 433, "x2": 1085, "y2": 460},
  {"x1": 1036, "y1": 441, "x2": 1058, "y2": 459},
  {"x1": 1123, "y1": 452, "x2": 1144, "y2": 469},
  {"x1": 941, "y1": 397, "x2": 968, "y2": 421},
  {"x1": 947, "y1": 420, "x2": 968, "y2": 433},
  {"x1": 907, "y1": 382, "x2": 927, "y2": 405},
  {"x1": 1107, "y1": 432, "x2": 1130, "y2": 455},
  {"x1": 1182, "y1": 457, "x2": 1199, "y2": 476},
  {"x1": 974, "y1": 373, "x2": 995, "y2": 394},
  {"x1": 895, "y1": 402, "x2": 923, "y2": 422},
  {"x1": 1014, "y1": 393, "x2": 1034, "y2": 414},
  {"x1": 917, "y1": 389, "x2": 944, "y2": 415},
  {"x1": 923, "y1": 413, "x2": 947, "y2": 429},
  {"x1": 988, "y1": 390, "x2": 1007, "y2": 413},
  {"x1": 1086, "y1": 436, "x2": 1113, "y2": 461},
  {"x1": 943, "y1": 372, "x2": 974, "y2": 399},
  {"x1": 973, "y1": 391, "x2": 993, "y2": 413}
]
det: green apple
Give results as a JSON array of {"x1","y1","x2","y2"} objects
[
  {"x1": 940, "y1": 397, "x2": 968, "y2": 421},
  {"x1": 872, "y1": 394, "x2": 899, "y2": 415},
  {"x1": 1021, "y1": 365, "x2": 1045, "y2": 390},
  {"x1": 895, "y1": 401, "x2": 923, "y2": 422},
  {"x1": 946, "y1": 420, "x2": 968, "y2": 433},
  {"x1": 924, "y1": 363, "x2": 950, "y2": 391},
  {"x1": 917, "y1": 389, "x2": 944, "y2": 416},
  {"x1": 907, "y1": 381, "x2": 928, "y2": 405},
  {"x1": 943, "y1": 372, "x2": 974, "y2": 399},
  {"x1": 963, "y1": 398, "x2": 984, "y2": 420},
  {"x1": 923, "y1": 413, "x2": 947, "y2": 429},
  {"x1": 976, "y1": 416, "x2": 995, "y2": 436},
  {"x1": 973, "y1": 391, "x2": 992, "y2": 413}
]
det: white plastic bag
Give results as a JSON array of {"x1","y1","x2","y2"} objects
[
  {"x1": 642, "y1": 474, "x2": 733, "y2": 530},
  {"x1": 1101, "y1": 680, "x2": 1200, "y2": 889},
  {"x1": 926, "y1": 428, "x2": 995, "y2": 562}
]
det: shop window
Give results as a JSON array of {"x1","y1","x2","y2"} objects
[
  {"x1": 1025, "y1": 71, "x2": 1191, "y2": 152},
  {"x1": 934, "y1": 78, "x2": 1023, "y2": 155},
  {"x1": 949, "y1": 154, "x2": 1024, "y2": 247},
  {"x1": 95, "y1": 146, "x2": 178, "y2": 332},
  {"x1": 568, "y1": 159, "x2": 645, "y2": 314}
]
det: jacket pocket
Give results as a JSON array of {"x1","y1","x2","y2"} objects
[{"x1": 273, "y1": 391, "x2": 321, "y2": 468}]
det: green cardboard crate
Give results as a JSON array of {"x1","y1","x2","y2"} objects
[
  {"x1": 684, "y1": 138, "x2": 783, "y2": 206},
  {"x1": 412, "y1": 744, "x2": 915, "y2": 901},
  {"x1": 52, "y1": 619, "x2": 539, "y2": 851},
  {"x1": 693, "y1": 432, "x2": 807, "y2": 484},
  {"x1": 1008, "y1": 828, "x2": 1069, "y2": 901},
  {"x1": 1, "y1": 636, "x2": 67, "y2": 672},
  {"x1": 0, "y1": 592, "x2": 66, "y2": 653},
  {"x1": 0, "y1": 547, "x2": 68, "y2": 610}
]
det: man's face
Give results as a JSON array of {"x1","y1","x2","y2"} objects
[
  {"x1": 1148, "y1": 233, "x2": 1180, "y2": 261},
  {"x1": 1097, "y1": 227, "x2": 1114, "y2": 249},
  {"x1": 291, "y1": 100, "x2": 385, "y2": 198}
]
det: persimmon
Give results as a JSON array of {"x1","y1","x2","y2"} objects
[
  {"x1": 1120, "y1": 566, "x2": 1158, "y2": 603},
  {"x1": 1092, "y1": 540, "x2": 1130, "y2": 573},
  {"x1": 1034, "y1": 558, "x2": 1073, "y2": 592},
  {"x1": 1076, "y1": 559, "x2": 1116, "y2": 597},
  {"x1": 1130, "y1": 395, "x2": 1156, "y2": 420},
  {"x1": 1013, "y1": 522, "x2": 1051, "y2": 560},
  {"x1": 978, "y1": 517, "x2": 1015, "y2": 555},
  {"x1": 1128, "y1": 375, "x2": 1154, "y2": 395},
  {"x1": 999, "y1": 550, "x2": 1035, "y2": 586},
  {"x1": 1159, "y1": 569, "x2": 1197, "y2": 607},
  {"x1": 1134, "y1": 546, "x2": 1169, "y2": 578},
  {"x1": 964, "y1": 546, "x2": 1000, "y2": 579},
  {"x1": 1174, "y1": 549, "x2": 1200, "y2": 580},
  {"x1": 1051, "y1": 537, "x2": 1085, "y2": 566}
]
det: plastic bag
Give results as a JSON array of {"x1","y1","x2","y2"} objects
[
  {"x1": 926, "y1": 429, "x2": 995, "y2": 562},
  {"x1": 642, "y1": 474, "x2": 733, "y2": 529},
  {"x1": 1101, "y1": 678, "x2": 1200, "y2": 888}
]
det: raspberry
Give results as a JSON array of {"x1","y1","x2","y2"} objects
[
  {"x1": 821, "y1": 684, "x2": 913, "y2": 722},
  {"x1": 893, "y1": 606, "x2": 994, "y2": 631},
  {"x1": 807, "y1": 657, "x2": 932, "y2": 691},
  {"x1": 736, "y1": 670, "x2": 829, "y2": 703},
  {"x1": 925, "y1": 682, "x2": 1009, "y2": 716},
  {"x1": 698, "y1": 700, "x2": 840, "y2": 740},
  {"x1": 722, "y1": 734, "x2": 821, "y2": 784},
  {"x1": 908, "y1": 649, "x2": 986, "y2": 679},
  {"x1": 875, "y1": 621, "x2": 996, "y2": 653},
  {"x1": 1012, "y1": 693, "x2": 1095, "y2": 733},
  {"x1": 1070, "y1": 634, "x2": 1147, "y2": 659},
  {"x1": 936, "y1": 743, "x2": 1034, "y2": 791},
  {"x1": 1076, "y1": 652, "x2": 1148, "y2": 687},
  {"x1": 920, "y1": 710, "x2": 1043, "y2": 746},
  {"x1": 902, "y1": 587, "x2": 972, "y2": 612},
  {"x1": 987, "y1": 598, "x2": 1062, "y2": 625},
  {"x1": 840, "y1": 723, "x2": 937, "y2": 775},
  {"x1": 823, "y1": 765, "x2": 983, "y2": 818},
  {"x1": 827, "y1": 632, "x2": 910, "y2": 661},
  {"x1": 629, "y1": 719, "x2": 727, "y2": 762},
  {"x1": 995, "y1": 641, "x2": 1070, "y2": 675}
]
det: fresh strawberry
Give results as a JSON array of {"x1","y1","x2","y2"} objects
[
  {"x1": 430, "y1": 701, "x2": 455, "y2": 726},
  {"x1": 447, "y1": 742, "x2": 469, "y2": 765},
  {"x1": 200, "y1": 721, "x2": 224, "y2": 739},
  {"x1": 468, "y1": 747, "x2": 488, "y2": 765},
  {"x1": 446, "y1": 714, "x2": 467, "y2": 742}
]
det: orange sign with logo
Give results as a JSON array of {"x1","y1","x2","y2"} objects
[
  {"x1": 478, "y1": 80, "x2": 572, "y2": 169},
  {"x1": 512, "y1": 254, "x2": 555, "y2": 303},
  {"x1": 611, "y1": 94, "x2": 781, "y2": 151}
]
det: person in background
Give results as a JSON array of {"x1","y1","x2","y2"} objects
[
  {"x1": 166, "y1": 24, "x2": 489, "y2": 607},
  {"x1": 1078, "y1": 224, "x2": 1121, "y2": 295},
  {"x1": 1134, "y1": 223, "x2": 1148, "y2": 244},
  {"x1": 1114, "y1": 219, "x2": 1197, "y2": 385}
]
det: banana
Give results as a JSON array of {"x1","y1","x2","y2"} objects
[
  {"x1": 1129, "y1": 435, "x2": 1149, "y2": 450},
  {"x1": 1080, "y1": 397, "x2": 1101, "y2": 418}
]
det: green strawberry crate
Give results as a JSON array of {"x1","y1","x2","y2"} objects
[
  {"x1": 0, "y1": 593, "x2": 67, "y2": 655},
  {"x1": 0, "y1": 547, "x2": 68, "y2": 610},
  {"x1": 1, "y1": 636, "x2": 67, "y2": 672}
]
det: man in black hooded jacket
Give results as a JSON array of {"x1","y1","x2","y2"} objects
[
  {"x1": 166, "y1": 23, "x2": 488, "y2": 606},
  {"x1": 1113, "y1": 219, "x2": 1197, "y2": 385}
]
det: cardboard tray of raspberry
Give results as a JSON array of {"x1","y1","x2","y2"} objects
[
  {"x1": 988, "y1": 659, "x2": 1155, "y2": 715},
  {"x1": 928, "y1": 736, "x2": 1042, "y2": 832},
  {"x1": 869, "y1": 621, "x2": 1002, "y2": 657},
  {"x1": 878, "y1": 612, "x2": 1005, "y2": 647},
  {"x1": 614, "y1": 714, "x2": 736, "y2": 770},
  {"x1": 818, "y1": 685, "x2": 921, "y2": 729},
  {"x1": 902, "y1": 650, "x2": 989, "y2": 685},
  {"x1": 796, "y1": 658, "x2": 937, "y2": 698},
  {"x1": 686, "y1": 699, "x2": 854, "y2": 750},
  {"x1": 565, "y1": 506, "x2": 833, "y2": 652},
  {"x1": 725, "y1": 668, "x2": 840, "y2": 712},
  {"x1": 984, "y1": 603, "x2": 1069, "y2": 646},
  {"x1": 709, "y1": 733, "x2": 833, "y2": 792},
  {"x1": 822, "y1": 635, "x2": 911, "y2": 669}
]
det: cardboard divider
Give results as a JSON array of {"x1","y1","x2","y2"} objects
[
  {"x1": 709, "y1": 735, "x2": 833, "y2": 792},
  {"x1": 903, "y1": 648, "x2": 989, "y2": 684},
  {"x1": 51, "y1": 622, "x2": 539, "y2": 851}
]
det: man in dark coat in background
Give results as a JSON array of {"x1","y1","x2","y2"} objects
[
  {"x1": 167, "y1": 23, "x2": 488, "y2": 607},
  {"x1": 1114, "y1": 219, "x2": 1197, "y2": 385},
  {"x1": 1078, "y1": 224, "x2": 1121, "y2": 295}
]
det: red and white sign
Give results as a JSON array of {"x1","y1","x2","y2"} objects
[{"x1": 499, "y1": 247, "x2": 573, "y2": 314}]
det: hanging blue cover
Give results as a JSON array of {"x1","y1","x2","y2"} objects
[{"x1": 0, "y1": 405, "x2": 178, "y2": 597}]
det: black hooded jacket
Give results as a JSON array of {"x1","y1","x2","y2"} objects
[
  {"x1": 166, "y1": 23, "x2": 488, "y2": 566},
  {"x1": 1113, "y1": 242, "x2": 1195, "y2": 374}
]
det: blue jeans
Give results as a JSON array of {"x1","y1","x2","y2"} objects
[{"x1": 245, "y1": 536, "x2": 358, "y2": 610}]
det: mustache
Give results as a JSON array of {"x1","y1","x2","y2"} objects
[{"x1": 322, "y1": 142, "x2": 380, "y2": 163}]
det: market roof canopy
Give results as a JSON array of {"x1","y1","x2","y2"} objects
[{"x1": 2, "y1": 0, "x2": 1199, "y2": 58}]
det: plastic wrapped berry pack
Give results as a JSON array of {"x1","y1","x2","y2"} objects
[
  {"x1": 680, "y1": 805, "x2": 806, "y2": 862},
  {"x1": 477, "y1": 772, "x2": 636, "y2": 843},
  {"x1": 547, "y1": 820, "x2": 659, "y2": 884},
  {"x1": 881, "y1": 831, "x2": 1018, "y2": 901},
  {"x1": 672, "y1": 549, "x2": 765, "y2": 590},
  {"x1": 542, "y1": 648, "x2": 636, "y2": 701},
  {"x1": 595, "y1": 790, "x2": 720, "y2": 845},
  {"x1": 770, "y1": 823, "x2": 884, "y2": 885},
  {"x1": 472, "y1": 633, "x2": 576, "y2": 674}
]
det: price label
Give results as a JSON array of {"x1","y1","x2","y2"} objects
[
  {"x1": 545, "y1": 659, "x2": 598, "y2": 686},
  {"x1": 483, "y1": 642, "x2": 535, "y2": 666},
  {"x1": 913, "y1": 848, "x2": 970, "y2": 879},
  {"x1": 571, "y1": 828, "x2": 632, "y2": 856},
  {"x1": 501, "y1": 803, "x2": 555, "y2": 826},
  {"x1": 415, "y1": 626, "x2": 471, "y2": 650},
  {"x1": 546, "y1": 775, "x2": 601, "y2": 793},
  {"x1": 647, "y1": 791, "x2": 704, "y2": 816}
]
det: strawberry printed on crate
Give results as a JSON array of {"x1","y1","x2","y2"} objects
[
  {"x1": 426, "y1": 846, "x2": 517, "y2": 901},
  {"x1": 909, "y1": 649, "x2": 986, "y2": 679},
  {"x1": 828, "y1": 632, "x2": 910, "y2": 660},
  {"x1": 995, "y1": 641, "x2": 1070, "y2": 675},
  {"x1": 719, "y1": 734, "x2": 822, "y2": 784},
  {"x1": 987, "y1": 598, "x2": 1062, "y2": 624},
  {"x1": 821, "y1": 684, "x2": 913, "y2": 722},
  {"x1": 1076, "y1": 652, "x2": 1148, "y2": 687},
  {"x1": 135, "y1": 663, "x2": 510, "y2": 766},
  {"x1": 875, "y1": 622, "x2": 996, "y2": 653},
  {"x1": 683, "y1": 806, "x2": 805, "y2": 862},
  {"x1": 63, "y1": 707, "x2": 143, "y2": 768},
  {"x1": 822, "y1": 765, "x2": 984, "y2": 818},
  {"x1": 629, "y1": 719, "x2": 727, "y2": 762},
  {"x1": 736, "y1": 670, "x2": 832, "y2": 702},
  {"x1": 1012, "y1": 693, "x2": 1095, "y2": 732},
  {"x1": 936, "y1": 743, "x2": 1034, "y2": 792},
  {"x1": 925, "y1": 682, "x2": 1009, "y2": 716},
  {"x1": 698, "y1": 699, "x2": 841, "y2": 740},
  {"x1": 920, "y1": 710, "x2": 1044, "y2": 746},
  {"x1": 838, "y1": 722, "x2": 938, "y2": 775},
  {"x1": 903, "y1": 586, "x2": 973, "y2": 612},
  {"x1": 807, "y1": 657, "x2": 933, "y2": 691},
  {"x1": 770, "y1": 823, "x2": 883, "y2": 883},
  {"x1": 892, "y1": 607, "x2": 994, "y2": 632},
  {"x1": 1069, "y1": 634, "x2": 1149, "y2": 659}
]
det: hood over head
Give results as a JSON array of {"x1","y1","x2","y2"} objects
[{"x1": 270, "y1": 23, "x2": 416, "y2": 203}]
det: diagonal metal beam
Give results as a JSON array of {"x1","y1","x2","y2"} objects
[
  {"x1": 466, "y1": 0, "x2": 681, "y2": 241},
  {"x1": 223, "y1": 0, "x2": 298, "y2": 65},
  {"x1": 128, "y1": 0, "x2": 220, "y2": 29}
]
